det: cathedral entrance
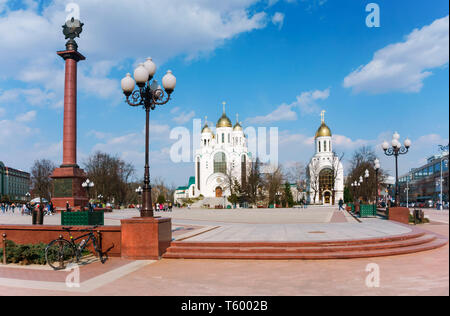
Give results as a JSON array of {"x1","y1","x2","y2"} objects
[
  {"x1": 323, "y1": 191, "x2": 332, "y2": 205},
  {"x1": 215, "y1": 187, "x2": 223, "y2": 198},
  {"x1": 319, "y1": 168, "x2": 334, "y2": 205}
]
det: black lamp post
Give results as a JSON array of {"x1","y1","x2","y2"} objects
[
  {"x1": 121, "y1": 58, "x2": 176, "y2": 217},
  {"x1": 382, "y1": 132, "x2": 411, "y2": 207},
  {"x1": 135, "y1": 186, "x2": 143, "y2": 209},
  {"x1": 374, "y1": 159, "x2": 380, "y2": 208},
  {"x1": 82, "y1": 179, "x2": 94, "y2": 210}
]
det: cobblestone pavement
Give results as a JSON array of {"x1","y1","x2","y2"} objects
[{"x1": 0, "y1": 223, "x2": 447, "y2": 296}]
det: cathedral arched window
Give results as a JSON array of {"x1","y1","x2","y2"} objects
[
  {"x1": 324, "y1": 141, "x2": 327, "y2": 152},
  {"x1": 214, "y1": 152, "x2": 227, "y2": 174},
  {"x1": 222, "y1": 133, "x2": 225, "y2": 143},
  {"x1": 318, "y1": 141, "x2": 321, "y2": 152},
  {"x1": 228, "y1": 134, "x2": 230, "y2": 143}
]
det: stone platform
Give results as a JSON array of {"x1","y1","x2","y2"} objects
[{"x1": 163, "y1": 220, "x2": 448, "y2": 260}]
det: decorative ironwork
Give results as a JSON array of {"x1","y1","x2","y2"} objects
[
  {"x1": 124, "y1": 75, "x2": 173, "y2": 217},
  {"x1": 62, "y1": 17, "x2": 84, "y2": 51},
  {"x1": 126, "y1": 84, "x2": 171, "y2": 109},
  {"x1": 383, "y1": 144, "x2": 409, "y2": 207}
]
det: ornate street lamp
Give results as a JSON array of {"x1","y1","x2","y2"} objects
[
  {"x1": 438, "y1": 144, "x2": 449, "y2": 210},
  {"x1": 121, "y1": 58, "x2": 176, "y2": 217},
  {"x1": 82, "y1": 179, "x2": 94, "y2": 200},
  {"x1": 135, "y1": 186, "x2": 143, "y2": 209},
  {"x1": 382, "y1": 132, "x2": 411, "y2": 207},
  {"x1": 374, "y1": 159, "x2": 380, "y2": 207}
]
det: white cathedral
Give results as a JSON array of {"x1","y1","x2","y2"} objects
[
  {"x1": 306, "y1": 111, "x2": 344, "y2": 205},
  {"x1": 174, "y1": 103, "x2": 250, "y2": 203},
  {"x1": 174, "y1": 106, "x2": 344, "y2": 207}
]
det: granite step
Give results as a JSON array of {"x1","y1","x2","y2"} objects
[
  {"x1": 163, "y1": 233, "x2": 448, "y2": 260},
  {"x1": 165, "y1": 234, "x2": 437, "y2": 254},
  {"x1": 163, "y1": 236, "x2": 448, "y2": 260}
]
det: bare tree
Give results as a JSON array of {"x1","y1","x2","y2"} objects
[
  {"x1": 244, "y1": 158, "x2": 264, "y2": 205},
  {"x1": 31, "y1": 159, "x2": 56, "y2": 202},
  {"x1": 308, "y1": 158, "x2": 321, "y2": 204},
  {"x1": 331, "y1": 151, "x2": 344, "y2": 205},
  {"x1": 346, "y1": 146, "x2": 388, "y2": 203},
  {"x1": 286, "y1": 162, "x2": 306, "y2": 203},
  {"x1": 264, "y1": 165, "x2": 284, "y2": 205},
  {"x1": 83, "y1": 151, "x2": 135, "y2": 206}
]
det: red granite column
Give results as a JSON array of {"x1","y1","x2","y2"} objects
[
  {"x1": 63, "y1": 57, "x2": 78, "y2": 166},
  {"x1": 51, "y1": 50, "x2": 87, "y2": 211}
]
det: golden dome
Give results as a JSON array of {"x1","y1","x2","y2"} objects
[
  {"x1": 202, "y1": 123, "x2": 212, "y2": 133},
  {"x1": 216, "y1": 113, "x2": 232, "y2": 128},
  {"x1": 315, "y1": 122, "x2": 332, "y2": 138},
  {"x1": 233, "y1": 122, "x2": 243, "y2": 131}
]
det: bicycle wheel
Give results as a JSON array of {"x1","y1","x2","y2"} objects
[{"x1": 45, "y1": 239, "x2": 77, "y2": 270}]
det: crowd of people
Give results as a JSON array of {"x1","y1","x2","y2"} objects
[
  {"x1": 0, "y1": 201, "x2": 55, "y2": 216},
  {"x1": 154, "y1": 202, "x2": 173, "y2": 212}
]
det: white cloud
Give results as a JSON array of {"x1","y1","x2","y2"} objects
[
  {"x1": 294, "y1": 88, "x2": 330, "y2": 114},
  {"x1": 344, "y1": 15, "x2": 449, "y2": 94},
  {"x1": 0, "y1": 0, "x2": 276, "y2": 112},
  {"x1": 272, "y1": 12, "x2": 285, "y2": 30},
  {"x1": 247, "y1": 88, "x2": 330, "y2": 124},
  {"x1": 248, "y1": 104, "x2": 297, "y2": 124},
  {"x1": 0, "y1": 119, "x2": 35, "y2": 145},
  {"x1": 172, "y1": 110, "x2": 196, "y2": 125},
  {"x1": 16, "y1": 110, "x2": 37, "y2": 122}
]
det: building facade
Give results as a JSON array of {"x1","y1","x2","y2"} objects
[
  {"x1": 174, "y1": 104, "x2": 251, "y2": 202},
  {"x1": 0, "y1": 161, "x2": 31, "y2": 202},
  {"x1": 306, "y1": 112, "x2": 344, "y2": 205},
  {"x1": 398, "y1": 153, "x2": 449, "y2": 205}
]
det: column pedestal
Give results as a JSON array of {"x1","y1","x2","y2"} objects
[
  {"x1": 121, "y1": 217, "x2": 172, "y2": 260},
  {"x1": 51, "y1": 166, "x2": 87, "y2": 211}
]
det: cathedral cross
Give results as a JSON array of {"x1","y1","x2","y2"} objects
[{"x1": 321, "y1": 110, "x2": 326, "y2": 123}]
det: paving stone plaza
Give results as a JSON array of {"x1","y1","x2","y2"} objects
[
  {"x1": 0, "y1": 206, "x2": 448, "y2": 296},
  {"x1": 1, "y1": 0, "x2": 448, "y2": 301}
]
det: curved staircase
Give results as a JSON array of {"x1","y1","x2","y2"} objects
[{"x1": 163, "y1": 227, "x2": 448, "y2": 260}]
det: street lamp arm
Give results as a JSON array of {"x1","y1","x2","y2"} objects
[
  {"x1": 384, "y1": 146, "x2": 409, "y2": 157},
  {"x1": 126, "y1": 85, "x2": 171, "y2": 109}
]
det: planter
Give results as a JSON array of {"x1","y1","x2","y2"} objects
[
  {"x1": 61, "y1": 211, "x2": 104, "y2": 226},
  {"x1": 360, "y1": 204, "x2": 377, "y2": 218}
]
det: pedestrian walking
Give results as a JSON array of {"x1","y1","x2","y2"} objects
[{"x1": 338, "y1": 198, "x2": 344, "y2": 211}]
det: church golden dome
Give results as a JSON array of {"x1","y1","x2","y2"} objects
[
  {"x1": 216, "y1": 113, "x2": 232, "y2": 128},
  {"x1": 315, "y1": 122, "x2": 332, "y2": 138},
  {"x1": 315, "y1": 110, "x2": 332, "y2": 138},
  {"x1": 233, "y1": 122, "x2": 243, "y2": 131},
  {"x1": 202, "y1": 123, "x2": 212, "y2": 134},
  {"x1": 233, "y1": 113, "x2": 243, "y2": 131},
  {"x1": 216, "y1": 102, "x2": 233, "y2": 128}
]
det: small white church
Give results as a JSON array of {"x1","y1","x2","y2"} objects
[
  {"x1": 174, "y1": 103, "x2": 251, "y2": 203},
  {"x1": 306, "y1": 111, "x2": 344, "y2": 205}
]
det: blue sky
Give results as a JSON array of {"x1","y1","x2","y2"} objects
[{"x1": 0, "y1": 0, "x2": 448, "y2": 187}]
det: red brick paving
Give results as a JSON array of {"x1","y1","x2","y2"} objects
[
  {"x1": 330, "y1": 211, "x2": 348, "y2": 223},
  {"x1": 0, "y1": 257, "x2": 133, "y2": 283},
  {"x1": 0, "y1": 224, "x2": 447, "y2": 296}
]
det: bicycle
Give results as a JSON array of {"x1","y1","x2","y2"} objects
[{"x1": 45, "y1": 226, "x2": 106, "y2": 270}]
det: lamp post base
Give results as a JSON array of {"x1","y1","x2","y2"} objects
[{"x1": 121, "y1": 217, "x2": 172, "y2": 260}]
